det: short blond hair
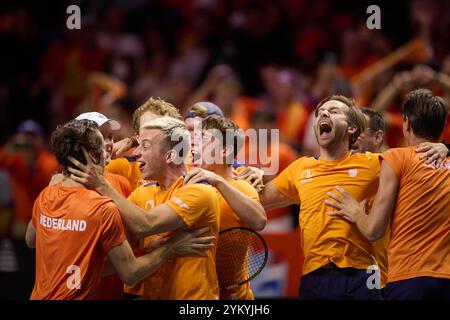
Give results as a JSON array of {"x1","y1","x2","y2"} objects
[
  {"x1": 132, "y1": 97, "x2": 182, "y2": 134},
  {"x1": 141, "y1": 117, "x2": 190, "y2": 161}
]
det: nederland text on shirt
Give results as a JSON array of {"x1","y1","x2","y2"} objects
[{"x1": 39, "y1": 213, "x2": 87, "y2": 231}]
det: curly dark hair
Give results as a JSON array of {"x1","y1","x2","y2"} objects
[{"x1": 51, "y1": 119, "x2": 103, "y2": 174}]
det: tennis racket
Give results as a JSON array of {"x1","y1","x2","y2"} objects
[{"x1": 216, "y1": 227, "x2": 268, "y2": 290}]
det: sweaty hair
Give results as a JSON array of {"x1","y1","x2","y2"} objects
[
  {"x1": 315, "y1": 95, "x2": 367, "y2": 148},
  {"x1": 402, "y1": 88, "x2": 448, "y2": 141},
  {"x1": 51, "y1": 119, "x2": 103, "y2": 174},
  {"x1": 202, "y1": 115, "x2": 244, "y2": 164},
  {"x1": 132, "y1": 97, "x2": 182, "y2": 134}
]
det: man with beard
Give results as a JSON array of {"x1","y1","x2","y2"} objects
[
  {"x1": 259, "y1": 95, "x2": 386, "y2": 300},
  {"x1": 259, "y1": 94, "x2": 448, "y2": 299},
  {"x1": 324, "y1": 89, "x2": 450, "y2": 299}
]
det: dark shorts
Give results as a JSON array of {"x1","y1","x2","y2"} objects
[
  {"x1": 383, "y1": 277, "x2": 450, "y2": 300},
  {"x1": 124, "y1": 293, "x2": 142, "y2": 300},
  {"x1": 299, "y1": 264, "x2": 382, "y2": 300}
]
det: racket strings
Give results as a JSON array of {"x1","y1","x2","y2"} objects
[{"x1": 216, "y1": 229, "x2": 267, "y2": 288}]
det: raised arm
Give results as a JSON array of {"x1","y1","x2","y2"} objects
[{"x1": 325, "y1": 160, "x2": 399, "y2": 241}]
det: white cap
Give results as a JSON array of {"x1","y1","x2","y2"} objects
[{"x1": 75, "y1": 112, "x2": 121, "y2": 130}]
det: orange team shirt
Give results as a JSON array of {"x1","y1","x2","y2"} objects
[
  {"x1": 381, "y1": 147, "x2": 450, "y2": 283},
  {"x1": 241, "y1": 140, "x2": 297, "y2": 222},
  {"x1": 97, "y1": 171, "x2": 133, "y2": 300},
  {"x1": 106, "y1": 156, "x2": 144, "y2": 190},
  {"x1": 218, "y1": 178, "x2": 260, "y2": 300},
  {"x1": 30, "y1": 184, "x2": 126, "y2": 300},
  {"x1": 273, "y1": 151, "x2": 389, "y2": 280},
  {"x1": 127, "y1": 177, "x2": 220, "y2": 300}
]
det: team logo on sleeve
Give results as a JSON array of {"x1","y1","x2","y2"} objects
[
  {"x1": 172, "y1": 197, "x2": 190, "y2": 210},
  {"x1": 300, "y1": 169, "x2": 314, "y2": 183},
  {"x1": 348, "y1": 168, "x2": 358, "y2": 177}
]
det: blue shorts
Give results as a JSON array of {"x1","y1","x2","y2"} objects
[
  {"x1": 299, "y1": 264, "x2": 382, "y2": 300},
  {"x1": 383, "y1": 276, "x2": 450, "y2": 300}
]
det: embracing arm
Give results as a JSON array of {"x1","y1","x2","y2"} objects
[
  {"x1": 106, "y1": 240, "x2": 173, "y2": 285},
  {"x1": 67, "y1": 151, "x2": 186, "y2": 238},
  {"x1": 107, "y1": 227, "x2": 214, "y2": 285},
  {"x1": 259, "y1": 179, "x2": 296, "y2": 211},
  {"x1": 97, "y1": 181, "x2": 186, "y2": 238},
  {"x1": 184, "y1": 168, "x2": 267, "y2": 230},
  {"x1": 325, "y1": 161, "x2": 399, "y2": 241},
  {"x1": 361, "y1": 161, "x2": 399, "y2": 240},
  {"x1": 215, "y1": 178, "x2": 267, "y2": 230}
]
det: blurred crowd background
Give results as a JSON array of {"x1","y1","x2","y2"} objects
[{"x1": 1, "y1": 0, "x2": 450, "y2": 299}]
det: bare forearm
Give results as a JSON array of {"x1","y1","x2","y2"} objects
[
  {"x1": 101, "y1": 258, "x2": 117, "y2": 277},
  {"x1": 216, "y1": 178, "x2": 267, "y2": 230},
  {"x1": 355, "y1": 203, "x2": 392, "y2": 242},
  {"x1": 259, "y1": 186, "x2": 296, "y2": 211},
  {"x1": 97, "y1": 182, "x2": 154, "y2": 238},
  {"x1": 128, "y1": 245, "x2": 174, "y2": 285}
]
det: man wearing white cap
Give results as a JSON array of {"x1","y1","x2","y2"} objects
[{"x1": 75, "y1": 112, "x2": 121, "y2": 165}]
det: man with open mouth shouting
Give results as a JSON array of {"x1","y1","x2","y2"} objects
[{"x1": 258, "y1": 94, "x2": 448, "y2": 300}]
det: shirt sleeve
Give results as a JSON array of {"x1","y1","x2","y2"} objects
[
  {"x1": 232, "y1": 179, "x2": 260, "y2": 203},
  {"x1": 115, "y1": 175, "x2": 133, "y2": 198},
  {"x1": 380, "y1": 148, "x2": 405, "y2": 179},
  {"x1": 100, "y1": 202, "x2": 127, "y2": 253},
  {"x1": 165, "y1": 184, "x2": 217, "y2": 228},
  {"x1": 273, "y1": 159, "x2": 301, "y2": 203}
]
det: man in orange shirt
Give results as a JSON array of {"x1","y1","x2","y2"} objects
[
  {"x1": 25, "y1": 119, "x2": 214, "y2": 299},
  {"x1": 75, "y1": 112, "x2": 132, "y2": 299},
  {"x1": 48, "y1": 112, "x2": 133, "y2": 299},
  {"x1": 325, "y1": 89, "x2": 449, "y2": 299},
  {"x1": 259, "y1": 95, "x2": 448, "y2": 300},
  {"x1": 259, "y1": 95, "x2": 386, "y2": 299},
  {"x1": 69, "y1": 117, "x2": 221, "y2": 299},
  {"x1": 184, "y1": 115, "x2": 267, "y2": 299},
  {"x1": 106, "y1": 97, "x2": 183, "y2": 189}
]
